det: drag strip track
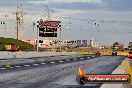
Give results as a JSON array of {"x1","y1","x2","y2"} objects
[
  {"x1": 0, "y1": 55, "x2": 96, "y2": 73},
  {"x1": 0, "y1": 56, "x2": 124, "y2": 88}
]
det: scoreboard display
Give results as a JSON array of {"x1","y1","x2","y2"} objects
[{"x1": 38, "y1": 20, "x2": 61, "y2": 37}]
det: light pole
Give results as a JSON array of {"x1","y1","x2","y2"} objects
[
  {"x1": 80, "y1": 25, "x2": 83, "y2": 40},
  {"x1": 4, "y1": 22, "x2": 6, "y2": 33},
  {"x1": 1, "y1": 22, "x2": 6, "y2": 33},
  {"x1": 33, "y1": 22, "x2": 36, "y2": 49},
  {"x1": 37, "y1": 23, "x2": 39, "y2": 52},
  {"x1": 66, "y1": 23, "x2": 71, "y2": 50},
  {"x1": 59, "y1": 28, "x2": 62, "y2": 52}
]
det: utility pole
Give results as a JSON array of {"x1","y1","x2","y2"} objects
[
  {"x1": 45, "y1": 6, "x2": 54, "y2": 51},
  {"x1": 16, "y1": 9, "x2": 19, "y2": 47},
  {"x1": 15, "y1": 4, "x2": 24, "y2": 40},
  {"x1": 15, "y1": 3, "x2": 24, "y2": 48},
  {"x1": 45, "y1": 5, "x2": 53, "y2": 20}
]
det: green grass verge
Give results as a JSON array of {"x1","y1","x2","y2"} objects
[{"x1": 0, "y1": 37, "x2": 34, "y2": 51}]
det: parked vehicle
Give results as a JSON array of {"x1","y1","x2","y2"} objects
[
  {"x1": 112, "y1": 51, "x2": 117, "y2": 56},
  {"x1": 95, "y1": 51, "x2": 101, "y2": 56},
  {"x1": 0, "y1": 44, "x2": 19, "y2": 52},
  {"x1": 128, "y1": 52, "x2": 132, "y2": 59}
]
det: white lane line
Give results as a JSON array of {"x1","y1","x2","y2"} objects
[
  {"x1": 87, "y1": 57, "x2": 90, "y2": 58},
  {"x1": 80, "y1": 58, "x2": 84, "y2": 60},
  {"x1": 33, "y1": 64, "x2": 39, "y2": 66},
  {"x1": 51, "y1": 62, "x2": 55, "y2": 64},
  {"x1": 73, "y1": 58, "x2": 77, "y2": 60},
  {"x1": 15, "y1": 66, "x2": 21, "y2": 68},
  {"x1": 66, "y1": 59, "x2": 70, "y2": 61},
  {"x1": 0, "y1": 68, "x2": 6, "y2": 70},
  {"x1": 41, "y1": 63, "x2": 46, "y2": 65},
  {"x1": 59, "y1": 61, "x2": 64, "y2": 63},
  {"x1": 24, "y1": 65, "x2": 30, "y2": 67}
]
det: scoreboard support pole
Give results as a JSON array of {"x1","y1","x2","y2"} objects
[{"x1": 51, "y1": 37, "x2": 54, "y2": 51}]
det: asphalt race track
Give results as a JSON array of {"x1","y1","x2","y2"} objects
[{"x1": 0, "y1": 55, "x2": 124, "y2": 88}]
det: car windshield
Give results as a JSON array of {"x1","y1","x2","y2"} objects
[{"x1": 129, "y1": 52, "x2": 132, "y2": 54}]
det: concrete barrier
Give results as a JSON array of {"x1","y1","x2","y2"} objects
[
  {"x1": 78, "y1": 52, "x2": 90, "y2": 55},
  {"x1": 101, "y1": 60, "x2": 131, "y2": 88},
  {"x1": 0, "y1": 51, "x2": 78, "y2": 59}
]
